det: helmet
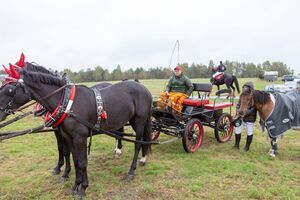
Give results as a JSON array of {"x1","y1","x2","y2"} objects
[{"x1": 242, "y1": 82, "x2": 254, "y2": 91}]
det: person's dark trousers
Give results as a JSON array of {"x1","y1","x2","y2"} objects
[{"x1": 243, "y1": 135, "x2": 253, "y2": 152}]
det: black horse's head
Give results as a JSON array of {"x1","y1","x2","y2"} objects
[
  {"x1": 0, "y1": 81, "x2": 31, "y2": 121},
  {"x1": 0, "y1": 53, "x2": 58, "y2": 121}
]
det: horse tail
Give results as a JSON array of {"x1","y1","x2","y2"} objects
[
  {"x1": 143, "y1": 110, "x2": 152, "y2": 154},
  {"x1": 233, "y1": 76, "x2": 240, "y2": 94}
]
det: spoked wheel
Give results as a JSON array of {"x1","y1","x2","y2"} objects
[
  {"x1": 151, "y1": 130, "x2": 160, "y2": 141},
  {"x1": 214, "y1": 113, "x2": 233, "y2": 143},
  {"x1": 151, "y1": 117, "x2": 160, "y2": 141},
  {"x1": 182, "y1": 119, "x2": 203, "y2": 153}
]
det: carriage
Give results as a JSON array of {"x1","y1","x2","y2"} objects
[{"x1": 151, "y1": 83, "x2": 234, "y2": 153}]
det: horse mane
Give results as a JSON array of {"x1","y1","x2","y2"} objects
[
  {"x1": 25, "y1": 62, "x2": 58, "y2": 76},
  {"x1": 22, "y1": 68, "x2": 64, "y2": 87},
  {"x1": 252, "y1": 90, "x2": 271, "y2": 105}
]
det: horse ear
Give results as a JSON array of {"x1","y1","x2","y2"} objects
[
  {"x1": 9, "y1": 63, "x2": 20, "y2": 79},
  {"x1": 15, "y1": 53, "x2": 25, "y2": 67},
  {"x1": 2, "y1": 65, "x2": 11, "y2": 74}
]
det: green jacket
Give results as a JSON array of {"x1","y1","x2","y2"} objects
[{"x1": 166, "y1": 74, "x2": 194, "y2": 96}]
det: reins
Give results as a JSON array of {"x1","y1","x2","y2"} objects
[{"x1": 37, "y1": 84, "x2": 69, "y2": 102}]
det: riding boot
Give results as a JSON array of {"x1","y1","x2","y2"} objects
[
  {"x1": 243, "y1": 135, "x2": 253, "y2": 152},
  {"x1": 233, "y1": 134, "x2": 241, "y2": 149}
]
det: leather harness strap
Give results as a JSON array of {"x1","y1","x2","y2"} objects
[{"x1": 44, "y1": 84, "x2": 76, "y2": 127}]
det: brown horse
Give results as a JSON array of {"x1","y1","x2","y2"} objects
[{"x1": 236, "y1": 90, "x2": 279, "y2": 157}]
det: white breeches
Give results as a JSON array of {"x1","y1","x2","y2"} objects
[{"x1": 235, "y1": 121, "x2": 254, "y2": 136}]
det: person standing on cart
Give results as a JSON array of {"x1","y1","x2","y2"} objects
[
  {"x1": 157, "y1": 66, "x2": 193, "y2": 112},
  {"x1": 233, "y1": 82, "x2": 257, "y2": 151}
]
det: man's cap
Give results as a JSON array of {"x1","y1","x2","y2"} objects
[{"x1": 174, "y1": 66, "x2": 182, "y2": 71}]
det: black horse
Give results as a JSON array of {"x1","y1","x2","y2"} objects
[
  {"x1": 0, "y1": 63, "x2": 124, "y2": 182},
  {"x1": 210, "y1": 70, "x2": 240, "y2": 96},
  {"x1": 12, "y1": 63, "x2": 152, "y2": 197}
]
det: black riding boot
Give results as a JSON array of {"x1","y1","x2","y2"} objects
[
  {"x1": 243, "y1": 135, "x2": 253, "y2": 152},
  {"x1": 233, "y1": 134, "x2": 241, "y2": 149}
]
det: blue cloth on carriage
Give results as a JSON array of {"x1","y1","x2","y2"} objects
[{"x1": 262, "y1": 90, "x2": 300, "y2": 137}]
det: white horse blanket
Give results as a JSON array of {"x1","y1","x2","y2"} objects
[{"x1": 262, "y1": 90, "x2": 300, "y2": 137}]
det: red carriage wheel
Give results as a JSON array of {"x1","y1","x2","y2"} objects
[
  {"x1": 214, "y1": 113, "x2": 233, "y2": 143},
  {"x1": 182, "y1": 119, "x2": 203, "y2": 153},
  {"x1": 151, "y1": 130, "x2": 160, "y2": 141}
]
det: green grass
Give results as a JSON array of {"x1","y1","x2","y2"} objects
[{"x1": 0, "y1": 78, "x2": 299, "y2": 199}]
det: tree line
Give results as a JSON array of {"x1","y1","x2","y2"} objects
[{"x1": 0, "y1": 60, "x2": 294, "y2": 83}]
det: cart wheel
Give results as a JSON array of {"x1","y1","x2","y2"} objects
[
  {"x1": 182, "y1": 119, "x2": 203, "y2": 153},
  {"x1": 151, "y1": 117, "x2": 160, "y2": 141},
  {"x1": 151, "y1": 130, "x2": 160, "y2": 141},
  {"x1": 214, "y1": 113, "x2": 233, "y2": 143}
]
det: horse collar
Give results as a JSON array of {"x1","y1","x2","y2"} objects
[{"x1": 44, "y1": 84, "x2": 76, "y2": 127}]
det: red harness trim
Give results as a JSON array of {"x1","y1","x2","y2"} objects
[{"x1": 45, "y1": 85, "x2": 76, "y2": 127}]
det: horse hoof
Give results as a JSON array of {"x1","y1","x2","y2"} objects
[
  {"x1": 139, "y1": 161, "x2": 146, "y2": 167},
  {"x1": 66, "y1": 188, "x2": 77, "y2": 196},
  {"x1": 126, "y1": 174, "x2": 135, "y2": 182},
  {"x1": 51, "y1": 168, "x2": 61, "y2": 175},
  {"x1": 114, "y1": 149, "x2": 122, "y2": 158},
  {"x1": 60, "y1": 176, "x2": 69, "y2": 182},
  {"x1": 76, "y1": 192, "x2": 86, "y2": 199}
]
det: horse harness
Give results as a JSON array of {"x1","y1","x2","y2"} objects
[
  {"x1": 44, "y1": 84, "x2": 76, "y2": 127},
  {"x1": 0, "y1": 81, "x2": 30, "y2": 115},
  {"x1": 92, "y1": 87, "x2": 107, "y2": 130}
]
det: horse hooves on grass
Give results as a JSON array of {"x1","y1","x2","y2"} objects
[
  {"x1": 51, "y1": 168, "x2": 61, "y2": 175},
  {"x1": 65, "y1": 188, "x2": 77, "y2": 196},
  {"x1": 76, "y1": 191, "x2": 86, "y2": 200},
  {"x1": 126, "y1": 174, "x2": 135, "y2": 182},
  {"x1": 139, "y1": 161, "x2": 146, "y2": 167},
  {"x1": 60, "y1": 176, "x2": 69, "y2": 182}
]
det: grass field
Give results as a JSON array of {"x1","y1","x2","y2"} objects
[{"x1": 0, "y1": 78, "x2": 299, "y2": 200}]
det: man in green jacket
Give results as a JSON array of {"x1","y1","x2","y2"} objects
[{"x1": 157, "y1": 66, "x2": 194, "y2": 112}]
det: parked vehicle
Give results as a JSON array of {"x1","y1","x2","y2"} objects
[
  {"x1": 285, "y1": 80, "x2": 299, "y2": 89},
  {"x1": 264, "y1": 71, "x2": 278, "y2": 82},
  {"x1": 264, "y1": 84, "x2": 291, "y2": 94},
  {"x1": 281, "y1": 75, "x2": 294, "y2": 82}
]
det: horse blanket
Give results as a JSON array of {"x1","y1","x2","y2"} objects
[{"x1": 262, "y1": 90, "x2": 300, "y2": 137}]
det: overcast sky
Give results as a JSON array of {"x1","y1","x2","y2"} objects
[{"x1": 0, "y1": 0, "x2": 299, "y2": 72}]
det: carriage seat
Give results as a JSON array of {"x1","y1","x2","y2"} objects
[
  {"x1": 192, "y1": 83, "x2": 212, "y2": 93},
  {"x1": 183, "y1": 99, "x2": 209, "y2": 106},
  {"x1": 204, "y1": 102, "x2": 233, "y2": 110},
  {"x1": 183, "y1": 83, "x2": 212, "y2": 107}
]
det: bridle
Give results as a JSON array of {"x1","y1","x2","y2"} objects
[
  {"x1": 238, "y1": 90, "x2": 254, "y2": 118},
  {"x1": 0, "y1": 81, "x2": 29, "y2": 115}
]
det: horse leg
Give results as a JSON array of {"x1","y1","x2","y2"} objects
[
  {"x1": 269, "y1": 137, "x2": 278, "y2": 157},
  {"x1": 140, "y1": 114, "x2": 152, "y2": 167},
  {"x1": 60, "y1": 138, "x2": 71, "y2": 182},
  {"x1": 230, "y1": 83, "x2": 235, "y2": 97},
  {"x1": 225, "y1": 83, "x2": 232, "y2": 99},
  {"x1": 127, "y1": 119, "x2": 143, "y2": 181},
  {"x1": 52, "y1": 130, "x2": 64, "y2": 175},
  {"x1": 114, "y1": 127, "x2": 124, "y2": 157},
  {"x1": 69, "y1": 134, "x2": 89, "y2": 198}
]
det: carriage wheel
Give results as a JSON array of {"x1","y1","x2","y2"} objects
[
  {"x1": 151, "y1": 117, "x2": 160, "y2": 141},
  {"x1": 214, "y1": 113, "x2": 233, "y2": 143},
  {"x1": 182, "y1": 119, "x2": 203, "y2": 153},
  {"x1": 151, "y1": 130, "x2": 160, "y2": 141}
]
